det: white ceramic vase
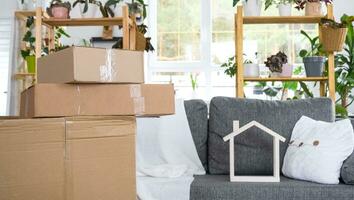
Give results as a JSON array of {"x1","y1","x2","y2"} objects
[
  {"x1": 243, "y1": 0, "x2": 262, "y2": 16},
  {"x1": 244, "y1": 64, "x2": 260, "y2": 78},
  {"x1": 280, "y1": 63, "x2": 293, "y2": 77},
  {"x1": 278, "y1": 3, "x2": 292, "y2": 16},
  {"x1": 109, "y1": 2, "x2": 125, "y2": 17},
  {"x1": 80, "y1": 3, "x2": 98, "y2": 18}
]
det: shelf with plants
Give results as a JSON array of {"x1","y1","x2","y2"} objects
[
  {"x1": 15, "y1": 0, "x2": 153, "y2": 85},
  {"x1": 234, "y1": 2, "x2": 338, "y2": 102}
]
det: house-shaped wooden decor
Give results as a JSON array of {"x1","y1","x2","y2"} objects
[{"x1": 223, "y1": 121, "x2": 286, "y2": 182}]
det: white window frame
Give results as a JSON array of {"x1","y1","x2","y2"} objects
[{"x1": 147, "y1": 0, "x2": 217, "y2": 91}]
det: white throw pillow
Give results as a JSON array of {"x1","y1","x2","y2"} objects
[{"x1": 282, "y1": 116, "x2": 354, "y2": 184}]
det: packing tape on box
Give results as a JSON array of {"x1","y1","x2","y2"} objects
[
  {"x1": 76, "y1": 85, "x2": 82, "y2": 115},
  {"x1": 100, "y1": 49, "x2": 117, "y2": 82},
  {"x1": 130, "y1": 85, "x2": 145, "y2": 115}
]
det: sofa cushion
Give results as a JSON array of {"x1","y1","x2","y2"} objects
[
  {"x1": 190, "y1": 175, "x2": 354, "y2": 200},
  {"x1": 342, "y1": 153, "x2": 354, "y2": 184},
  {"x1": 184, "y1": 100, "x2": 208, "y2": 171},
  {"x1": 208, "y1": 97, "x2": 334, "y2": 175}
]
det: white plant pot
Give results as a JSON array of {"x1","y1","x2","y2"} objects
[
  {"x1": 80, "y1": 3, "x2": 98, "y2": 18},
  {"x1": 109, "y1": 2, "x2": 125, "y2": 17},
  {"x1": 244, "y1": 63, "x2": 260, "y2": 77},
  {"x1": 278, "y1": 3, "x2": 292, "y2": 16},
  {"x1": 243, "y1": 0, "x2": 262, "y2": 16}
]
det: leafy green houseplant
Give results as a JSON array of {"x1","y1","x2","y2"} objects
[
  {"x1": 47, "y1": 0, "x2": 71, "y2": 19},
  {"x1": 21, "y1": 17, "x2": 36, "y2": 73},
  {"x1": 220, "y1": 55, "x2": 260, "y2": 78},
  {"x1": 299, "y1": 30, "x2": 326, "y2": 77},
  {"x1": 334, "y1": 15, "x2": 354, "y2": 117}
]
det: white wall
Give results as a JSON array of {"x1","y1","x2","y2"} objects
[{"x1": 333, "y1": 0, "x2": 354, "y2": 19}]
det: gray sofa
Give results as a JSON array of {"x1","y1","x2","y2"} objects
[{"x1": 184, "y1": 97, "x2": 354, "y2": 200}]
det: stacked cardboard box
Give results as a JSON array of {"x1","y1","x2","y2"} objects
[{"x1": 1, "y1": 47, "x2": 175, "y2": 200}]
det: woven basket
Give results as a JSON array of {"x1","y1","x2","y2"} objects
[
  {"x1": 136, "y1": 31, "x2": 146, "y2": 51},
  {"x1": 320, "y1": 26, "x2": 348, "y2": 52}
]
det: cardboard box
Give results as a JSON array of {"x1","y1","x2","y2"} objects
[
  {"x1": 0, "y1": 117, "x2": 136, "y2": 200},
  {"x1": 37, "y1": 47, "x2": 144, "y2": 83},
  {"x1": 20, "y1": 84, "x2": 175, "y2": 118}
]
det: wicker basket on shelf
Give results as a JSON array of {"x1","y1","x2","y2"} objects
[
  {"x1": 320, "y1": 25, "x2": 348, "y2": 52},
  {"x1": 136, "y1": 31, "x2": 146, "y2": 51}
]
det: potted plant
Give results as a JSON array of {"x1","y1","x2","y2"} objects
[
  {"x1": 295, "y1": 0, "x2": 333, "y2": 16},
  {"x1": 320, "y1": 15, "x2": 354, "y2": 52},
  {"x1": 233, "y1": 0, "x2": 263, "y2": 16},
  {"x1": 334, "y1": 15, "x2": 354, "y2": 117},
  {"x1": 47, "y1": 0, "x2": 71, "y2": 19},
  {"x1": 21, "y1": 17, "x2": 36, "y2": 73},
  {"x1": 299, "y1": 30, "x2": 326, "y2": 77},
  {"x1": 220, "y1": 55, "x2": 260, "y2": 78},
  {"x1": 73, "y1": 0, "x2": 99, "y2": 18},
  {"x1": 265, "y1": 0, "x2": 295, "y2": 16},
  {"x1": 264, "y1": 51, "x2": 292, "y2": 77}
]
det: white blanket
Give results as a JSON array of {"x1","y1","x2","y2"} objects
[{"x1": 136, "y1": 99, "x2": 205, "y2": 200}]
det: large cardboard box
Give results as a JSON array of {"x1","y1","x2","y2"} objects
[
  {"x1": 20, "y1": 84, "x2": 175, "y2": 118},
  {"x1": 37, "y1": 47, "x2": 144, "y2": 83},
  {"x1": 0, "y1": 117, "x2": 136, "y2": 200}
]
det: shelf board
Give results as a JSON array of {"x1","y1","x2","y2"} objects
[
  {"x1": 244, "y1": 77, "x2": 328, "y2": 82},
  {"x1": 15, "y1": 10, "x2": 36, "y2": 20},
  {"x1": 42, "y1": 17, "x2": 124, "y2": 27},
  {"x1": 242, "y1": 16, "x2": 324, "y2": 24},
  {"x1": 14, "y1": 73, "x2": 36, "y2": 79}
]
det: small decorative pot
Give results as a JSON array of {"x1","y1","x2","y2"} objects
[
  {"x1": 320, "y1": 26, "x2": 348, "y2": 52},
  {"x1": 243, "y1": 0, "x2": 262, "y2": 16},
  {"x1": 80, "y1": 3, "x2": 98, "y2": 18},
  {"x1": 303, "y1": 56, "x2": 325, "y2": 77},
  {"x1": 244, "y1": 63, "x2": 260, "y2": 78},
  {"x1": 26, "y1": 55, "x2": 36, "y2": 73},
  {"x1": 278, "y1": 3, "x2": 292, "y2": 16},
  {"x1": 47, "y1": 6, "x2": 70, "y2": 19},
  {"x1": 280, "y1": 63, "x2": 293, "y2": 77},
  {"x1": 305, "y1": 2, "x2": 322, "y2": 16},
  {"x1": 271, "y1": 72, "x2": 281, "y2": 77}
]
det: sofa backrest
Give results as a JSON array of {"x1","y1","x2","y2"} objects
[
  {"x1": 184, "y1": 100, "x2": 209, "y2": 171},
  {"x1": 208, "y1": 97, "x2": 335, "y2": 175}
]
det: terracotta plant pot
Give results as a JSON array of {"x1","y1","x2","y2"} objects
[
  {"x1": 48, "y1": 6, "x2": 70, "y2": 19},
  {"x1": 305, "y1": 2, "x2": 322, "y2": 16},
  {"x1": 320, "y1": 26, "x2": 348, "y2": 52}
]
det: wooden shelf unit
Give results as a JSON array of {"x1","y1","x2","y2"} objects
[
  {"x1": 14, "y1": 5, "x2": 137, "y2": 83},
  {"x1": 235, "y1": 5, "x2": 336, "y2": 101}
]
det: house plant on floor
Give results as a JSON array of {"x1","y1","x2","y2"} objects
[
  {"x1": 334, "y1": 15, "x2": 354, "y2": 117},
  {"x1": 233, "y1": 0, "x2": 263, "y2": 16},
  {"x1": 265, "y1": 51, "x2": 292, "y2": 77},
  {"x1": 299, "y1": 30, "x2": 326, "y2": 77},
  {"x1": 295, "y1": 0, "x2": 333, "y2": 16},
  {"x1": 47, "y1": 0, "x2": 71, "y2": 19},
  {"x1": 320, "y1": 15, "x2": 354, "y2": 52},
  {"x1": 73, "y1": 0, "x2": 99, "y2": 18},
  {"x1": 21, "y1": 17, "x2": 36, "y2": 73},
  {"x1": 265, "y1": 0, "x2": 295, "y2": 16}
]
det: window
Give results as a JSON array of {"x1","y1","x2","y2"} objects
[
  {"x1": 148, "y1": 0, "x2": 318, "y2": 100},
  {"x1": 0, "y1": 18, "x2": 11, "y2": 115}
]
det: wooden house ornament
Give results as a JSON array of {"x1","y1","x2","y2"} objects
[{"x1": 223, "y1": 121, "x2": 286, "y2": 182}]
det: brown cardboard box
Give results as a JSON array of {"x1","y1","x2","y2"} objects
[
  {"x1": 37, "y1": 47, "x2": 144, "y2": 83},
  {"x1": 20, "y1": 83, "x2": 175, "y2": 118},
  {"x1": 0, "y1": 117, "x2": 136, "y2": 200}
]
